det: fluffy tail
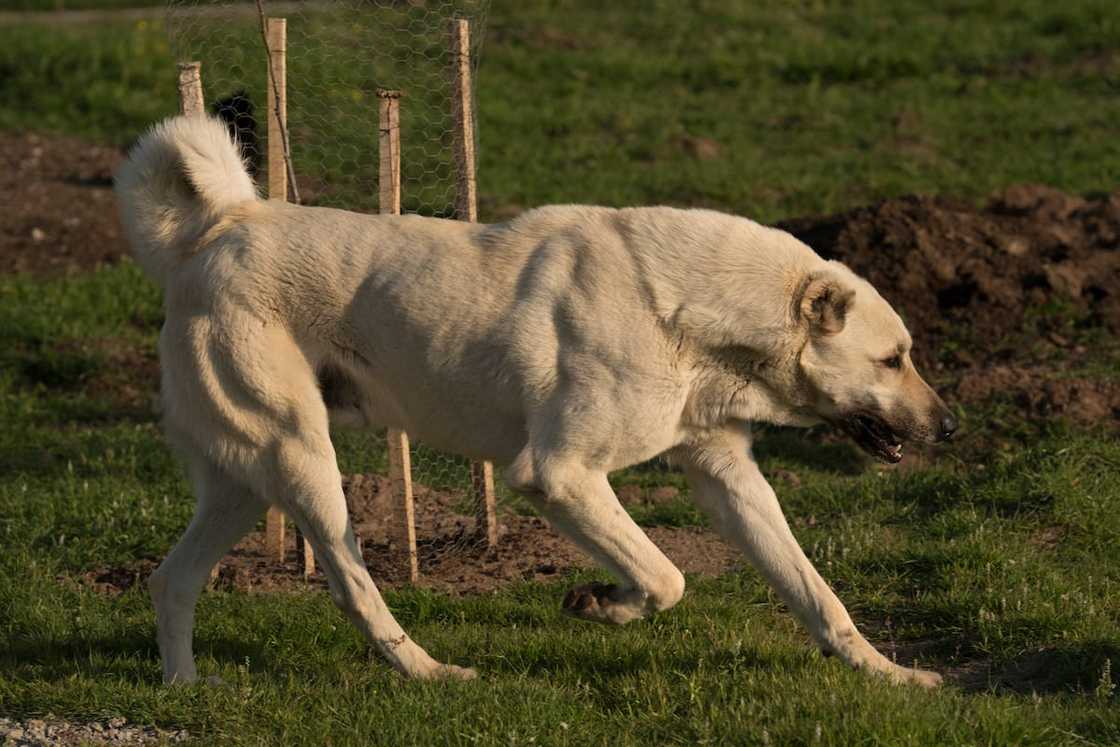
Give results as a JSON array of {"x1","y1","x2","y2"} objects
[{"x1": 114, "y1": 115, "x2": 258, "y2": 285}]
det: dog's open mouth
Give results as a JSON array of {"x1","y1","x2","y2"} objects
[{"x1": 841, "y1": 413, "x2": 904, "y2": 464}]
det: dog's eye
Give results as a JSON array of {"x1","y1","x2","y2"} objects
[{"x1": 882, "y1": 355, "x2": 902, "y2": 370}]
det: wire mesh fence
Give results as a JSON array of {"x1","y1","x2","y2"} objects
[{"x1": 166, "y1": 0, "x2": 497, "y2": 577}]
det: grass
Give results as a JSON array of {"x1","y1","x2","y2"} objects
[
  {"x1": 3, "y1": 1, "x2": 1120, "y2": 743},
  {"x1": 3, "y1": 263, "x2": 1120, "y2": 744},
  {"x1": 1, "y1": 1, "x2": 1119, "y2": 220}
]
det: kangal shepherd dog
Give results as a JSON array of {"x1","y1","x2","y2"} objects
[{"x1": 115, "y1": 116, "x2": 958, "y2": 688}]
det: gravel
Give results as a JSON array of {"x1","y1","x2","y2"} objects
[{"x1": 0, "y1": 716, "x2": 189, "y2": 746}]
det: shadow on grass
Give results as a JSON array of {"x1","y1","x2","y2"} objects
[
  {"x1": 0, "y1": 632, "x2": 270, "y2": 685},
  {"x1": 753, "y1": 427, "x2": 866, "y2": 475},
  {"x1": 880, "y1": 633, "x2": 1120, "y2": 696},
  {"x1": 954, "y1": 641, "x2": 1120, "y2": 696}
]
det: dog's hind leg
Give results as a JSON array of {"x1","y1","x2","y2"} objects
[
  {"x1": 149, "y1": 458, "x2": 266, "y2": 684},
  {"x1": 676, "y1": 426, "x2": 942, "y2": 688},
  {"x1": 506, "y1": 449, "x2": 685, "y2": 625},
  {"x1": 268, "y1": 430, "x2": 475, "y2": 680}
]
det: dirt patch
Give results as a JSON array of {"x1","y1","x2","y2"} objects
[
  {"x1": 79, "y1": 474, "x2": 740, "y2": 597},
  {"x1": 780, "y1": 185, "x2": 1120, "y2": 424},
  {"x1": 956, "y1": 366, "x2": 1120, "y2": 422},
  {"x1": 0, "y1": 131, "x2": 125, "y2": 276}
]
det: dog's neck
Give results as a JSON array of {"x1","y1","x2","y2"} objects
[
  {"x1": 616, "y1": 208, "x2": 826, "y2": 428},
  {"x1": 619, "y1": 208, "x2": 818, "y2": 356}
]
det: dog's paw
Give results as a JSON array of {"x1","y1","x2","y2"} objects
[{"x1": 562, "y1": 582, "x2": 623, "y2": 622}]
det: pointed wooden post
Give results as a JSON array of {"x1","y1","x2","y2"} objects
[
  {"x1": 177, "y1": 60, "x2": 222, "y2": 583},
  {"x1": 262, "y1": 17, "x2": 314, "y2": 575},
  {"x1": 378, "y1": 89, "x2": 419, "y2": 582},
  {"x1": 177, "y1": 62, "x2": 204, "y2": 116},
  {"x1": 451, "y1": 18, "x2": 498, "y2": 548}
]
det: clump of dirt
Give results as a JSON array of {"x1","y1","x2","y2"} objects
[
  {"x1": 80, "y1": 474, "x2": 740, "y2": 597},
  {"x1": 780, "y1": 185, "x2": 1120, "y2": 423}
]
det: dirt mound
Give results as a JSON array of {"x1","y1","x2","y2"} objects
[
  {"x1": 781, "y1": 186, "x2": 1120, "y2": 359},
  {"x1": 79, "y1": 474, "x2": 740, "y2": 597},
  {"x1": 781, "y1": 185, "x2": 1120, "y2": 423}
]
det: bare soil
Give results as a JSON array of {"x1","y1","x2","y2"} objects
[
  {"x1": 781, "y1": 185, "x2": 1120, "y2": 422},
  {"x1": 81, "y1": 473, "x2": 742, "y2": 596},
  {"x1": 0, "y1": 131, "x2": 124, "y2": 275}
]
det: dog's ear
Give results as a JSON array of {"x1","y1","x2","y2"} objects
[{"x1": 799, "y1": 272, "x2": 854, "y2": 335}]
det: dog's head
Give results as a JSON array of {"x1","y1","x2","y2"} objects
[{"x1": 793, "y1": 263, "x2": 957, "y2": 463}]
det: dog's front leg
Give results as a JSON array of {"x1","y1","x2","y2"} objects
[
  {"x1": 677, "y1": 428, "x2": 942, "y2": 688},
  {"x1": 506, "y1": 450, "x2": 685, "y2": 625}
]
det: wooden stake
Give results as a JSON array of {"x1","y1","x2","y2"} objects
[
  {"x1": 450, "y1": 19, "x2": 498, "y2": 547},
  {"x1": 265, "y1": 17, "x2": 288, "y2": 202},
  {"x1": 387, "y1": 428, "x2": 418, "y2": 583},
  {"x1": 378, "y1": 90, "x2": 402, "y2": 214},
  {"x1": 261, "y1": 17, "x2": 311, "y2": 572},
  {"x1": 176, "y1": 62, "x2": 204, "y2": 117},
  {"x1": 378, "y1": 89, "x2": 418, "y2": 582},
  {"x1": 450, "y1": 19, "x2": 478, "y2": 223},
  {"x1": 176, "y1": 60, "x2": 222, "y2": 583}
]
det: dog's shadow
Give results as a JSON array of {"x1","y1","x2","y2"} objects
[
  {"x1": 0, "y1": 632, "x2": 268, "y2": 686},
  {"x1": 884, "y1": 636, "x2": 1120, "y2": 696},
  {"x1": 752, "y1": 426, "x2": 867, "y2": 475},
  {"x1": 8, "y1": 627, "x2": 1115, "y2": 699}
]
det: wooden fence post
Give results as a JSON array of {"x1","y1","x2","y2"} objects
[
  {"x1": 451, "y1": 19, "x2": 498, "y2": 548},
  {"x1": 266, "y1": 17, "x2": 288, "y2": 202},
  {"x1": 378, "y1": 90, "x2": 419, "y2": 583},
  {"x1": 176, "y1": 60, "x2": 221, "y2": 583},
  {"x1": 262, "y1": 17, "x2": 315, "y2": 576},
  {"x1": 177, "y1": 62, "x2": 204, "y2": 116}
]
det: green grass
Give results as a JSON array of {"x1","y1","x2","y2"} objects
[
  {"x1": 3, "y1": 2, "x2": 1120, "y2": 743},
  {"x1": 2, "y1": 1, "x2": 1119, "y2": 220},
  {"x1": 3, "y1": 264, "x2": 1120, "y2": 744}
]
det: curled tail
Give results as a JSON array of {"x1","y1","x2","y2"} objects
[{"x1": 114, "y1": 115, "x2": 258, "y2": 285}]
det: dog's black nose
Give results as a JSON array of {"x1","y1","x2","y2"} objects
[{"x1": 939, "y1": 413, "x2": 958, "y2": 441}]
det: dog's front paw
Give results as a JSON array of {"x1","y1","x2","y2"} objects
[{"x1": 562, "y1": 582, "x2": 624, "y2": 622}]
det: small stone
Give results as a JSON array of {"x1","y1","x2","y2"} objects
[
  {"x1": 30, "y1": 227, "x2": 46, "y2": 242},
  {"x1": 108, "y1": 716, "x2": 126, "y2": 728},
  {"x1": 997, "y1": 235, "x2": 1029, "y2": 256}
]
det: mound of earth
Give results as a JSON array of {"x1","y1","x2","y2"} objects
[
  {"x1": 780, "y1": 185, "x2": 1120, "y2": 423},
  {"x1": 79, "y1": 474, "x2": 741, "y2": 596}
]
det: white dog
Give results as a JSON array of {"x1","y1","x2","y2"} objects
[{"x1": 114, "y1": 116, "x2": 957, "y2": 687}]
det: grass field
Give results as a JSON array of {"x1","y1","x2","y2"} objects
[{"x1": 2, "y1": 1, "x2": 1120, "y2": 744}]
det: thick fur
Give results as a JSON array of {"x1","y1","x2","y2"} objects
[{"x1": 116, "y1": 115, "x2": 954, "y2": 687}]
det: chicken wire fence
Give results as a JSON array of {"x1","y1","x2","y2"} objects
[{"x1": 165, "y1": 0, "x2": 498, "y2": 574}]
